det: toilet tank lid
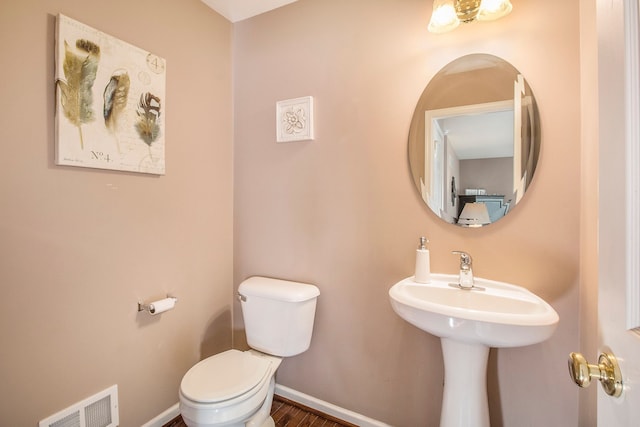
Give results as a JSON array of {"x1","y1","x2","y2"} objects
[{"x1": 239, "y1": 276, "x2": 320, "y2": 302}]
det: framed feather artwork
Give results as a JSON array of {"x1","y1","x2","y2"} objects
[{"x1": 55, "y1": 14, "x2": 166, "y2": 175}]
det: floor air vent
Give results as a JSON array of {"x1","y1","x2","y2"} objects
[{"x1": 39, "y1": 385, "x2": 119, "y2": 427}]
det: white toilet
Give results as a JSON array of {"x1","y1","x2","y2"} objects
[{"x1": 179, "y1": 276, "x2": 320, "y2": 427}]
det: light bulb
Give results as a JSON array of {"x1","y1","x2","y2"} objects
[
  {"x1": 477, "y1": 0, "x2": 512, "y2": 21},
  {"x1": 428, "y1": 0, "x2": 460, "y2": 33}
]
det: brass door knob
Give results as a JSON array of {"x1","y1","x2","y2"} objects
[{"x1": 568, "y1": 352, "x2": 623, "y2": 397}]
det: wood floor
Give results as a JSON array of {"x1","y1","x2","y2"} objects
[{"x1": 164, "y1": 395, "x2": 358, "y2": 427}]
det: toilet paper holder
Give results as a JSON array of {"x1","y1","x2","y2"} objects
[{"x1": 138, "y1": 295, "x2": 178, "y2": 315}]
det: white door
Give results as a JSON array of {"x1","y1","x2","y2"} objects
[{"x1": 595, "y1": 0, "x2": 640, "y2": 424}]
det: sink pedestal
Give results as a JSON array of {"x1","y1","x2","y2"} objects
[
  {"x1": 389, "y1": 274, "x2": 559, "y2": 427},
  {"x1": 440, "y1": 338, "x2": 490, "y2": 427}
]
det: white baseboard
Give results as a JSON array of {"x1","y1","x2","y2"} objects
[
  {"x1": 141, "y1": 402, "x2": 179, "y2": 427},
  {"x1": 143, "y1": 385, "x2": 391, "y2": 427},
  {"x1": 274, "y1": 384, "x2": 391, "y2": 427}
]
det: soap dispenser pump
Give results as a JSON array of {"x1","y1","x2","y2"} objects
[{"x1": 414, "y1": 236, "x2": 431, "y2": 284}]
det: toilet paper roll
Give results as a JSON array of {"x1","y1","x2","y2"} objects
[{"x1": 149, "y1": 297, "x2": 176, "y2": 315}]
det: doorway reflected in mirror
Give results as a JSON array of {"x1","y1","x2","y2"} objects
[{"x1": 408, "y1": 54, "x2": 540, "y2": 227}]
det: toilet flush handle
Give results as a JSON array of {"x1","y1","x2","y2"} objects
[{"x1": 237, "y1": 292, "x2": 247, "y2": 302}]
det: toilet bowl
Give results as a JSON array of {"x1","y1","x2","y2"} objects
[
  {"x1": 179, "y1": 277, "x2": 319, "y2": 427},
  {"x1": 179, "y1": 350, "x2": 282, "y2": 427}
]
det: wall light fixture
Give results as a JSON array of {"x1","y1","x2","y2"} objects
[{"x1": 428, "y1": 0, "x2": 512, "y2": 33}]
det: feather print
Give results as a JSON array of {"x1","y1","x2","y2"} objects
[
  {"x1": 103, "y1": 70, "x2": 130, "y2": 132},
  {"x1": 57, "y1": 39, "x2": 100, "y2": 149},
  {"x1": 135, "y1": 92, "x2": 161, "y2": 146}
]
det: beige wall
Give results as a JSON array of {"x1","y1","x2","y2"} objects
[
  {"x1": 233, "y1": 0, "x2": 582, "y2": 425},
  {"x1": 0, "y1": 0, "x2": 589, "y2": 426},
  {"x1": 460, "y1": 157, "x2": 513, "y2": 197},
  {"x1": 0, "y1": 1, "x2": 233, "y2": 425}
]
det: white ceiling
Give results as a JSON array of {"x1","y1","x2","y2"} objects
[
  {"x1": 201, "y1": 0, "x2": 299, "y2": 22},
  {"x1": 437, "y1": 110, "x2": 514, "y2": 160}
]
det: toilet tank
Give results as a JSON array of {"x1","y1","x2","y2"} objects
[{"x1": 238, "y1": 276, "x2": 320, "y2": 357}]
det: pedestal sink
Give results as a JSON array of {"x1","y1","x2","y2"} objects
[{"x1": 389, "y1": 273, "x2": 559, "y2": 427}]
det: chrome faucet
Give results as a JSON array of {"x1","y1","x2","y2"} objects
[{"x1": 452, "y1": 250, "x2": 474, "y2": 289}]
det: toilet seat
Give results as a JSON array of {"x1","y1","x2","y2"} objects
[
  {"x1": 179, "y1": 350, "x2": 277, "y2": 427},
  {"x1": 181, "y1": 349, "x2": 272, "y2": 404}
]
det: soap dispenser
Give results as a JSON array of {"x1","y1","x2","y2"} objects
[{"x1": 414, "y1": 236, "x2": 431, "y2": 284}]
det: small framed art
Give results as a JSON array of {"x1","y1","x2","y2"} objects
[{"x1": 276, "y1": 96, "x2": 314, "y2": 143}]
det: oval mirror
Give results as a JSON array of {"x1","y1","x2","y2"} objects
[{"x1": 408, "y1": 54, "x2": 540, "y2": 227}]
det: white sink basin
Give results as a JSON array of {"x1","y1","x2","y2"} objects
[
  {"x1": 389, "y1": 273, "x2": 559, "y2": 347},
  {"x1": 389, "y1": 273, "x2": 559, "y2": 427}
]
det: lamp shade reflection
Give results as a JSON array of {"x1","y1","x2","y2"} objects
[{"x1": 458, "y1": 202, "x2": 491, "y2": 227}]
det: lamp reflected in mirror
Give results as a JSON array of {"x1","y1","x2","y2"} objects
[{"x1": 457, "y1": 202, "x2": 491, "y2": 227}]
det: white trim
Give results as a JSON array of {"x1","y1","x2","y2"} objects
[
  {"x1": 625, "y1": 0, "x2": 640, "y2": 331},
  {"x1": 141, "y1": 403, "x2": 179, "y2": 427},
  {"x1": 424, "y1": 100, "x2": 513, "y2": 217},
  {"x1": 274, "y1": 384, "x2": 392, "y2": 427},
  {"x1": 143, "y1": 385, "x2": 391, "y2": 427},
  {"x1": 426, "y1": 100, "x2": 514, "y2": 119},
  {"x1": 513, "y1": 76, "x2": 524, "y2": 202}
]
